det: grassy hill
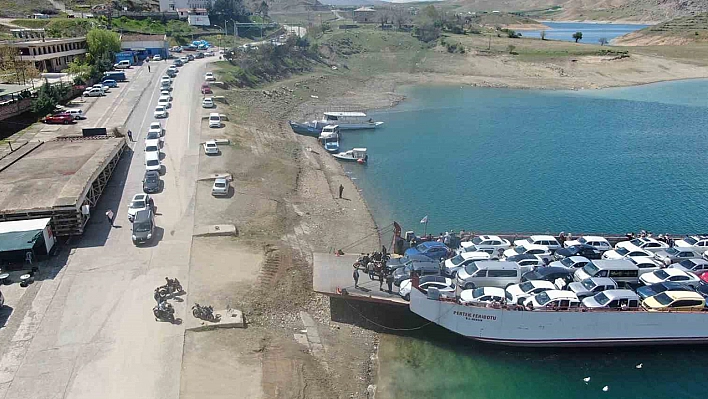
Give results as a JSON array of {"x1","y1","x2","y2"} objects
[
  {"x1": 614, "y1": 12, "x2": 708, "y2": 44},
  {"x1": 465, "y1": 12, "x2": 548, "y2": 29}
]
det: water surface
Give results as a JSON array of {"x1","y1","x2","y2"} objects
[{"x1": 519, "y1": 22, "x2": 649, "y2": 43}]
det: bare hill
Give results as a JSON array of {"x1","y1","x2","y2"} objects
[
  {"x1": 614, "y1": 12, "x2": 708, "y2": 44},
  {"x1": 447, "y1": 0, "x2": 708, "y2": 22}
]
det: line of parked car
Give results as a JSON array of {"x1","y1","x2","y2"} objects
[{"x1": 392, "y1": 234, "x2": 708, "y2": 312}]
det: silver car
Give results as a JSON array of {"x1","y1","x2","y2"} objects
[{"x1": 654, "y1": 248, "x2": 702, "y2": 266}]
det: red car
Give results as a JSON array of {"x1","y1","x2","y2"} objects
[
  {"x1": 699, "y1": 271, "x2": 708, "y2": 284},
  {"x1": 42, "y1": 113, "x2": 74, "y2": 124},
  {"x1": 201, "y1": 83, "x2": 212, "y2": 94}
]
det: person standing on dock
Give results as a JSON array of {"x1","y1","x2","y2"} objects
[
  {"x1": 338, "y1": 184, "x2": 344, "y2": 199},
  {"x1": 353, "y1": 268, "x2": 359, "y2": 288}
]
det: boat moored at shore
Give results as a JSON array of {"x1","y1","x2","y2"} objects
[
  {"x1": 332, "y1": 148, "x2": 368, "y2": 163},
  {"x1": 319, "y1": 112, "x2": 383, "y2": 130}
]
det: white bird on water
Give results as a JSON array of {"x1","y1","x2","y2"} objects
[
  {"x1": 602, "y1": 386, "x2": 609, "y2": 392},
  {"x1": 583, "y1": 377, "x2": 591, "y2": 383},
  {"x1": 636, "y1": 363, "x2": 643, "y2": 369}
]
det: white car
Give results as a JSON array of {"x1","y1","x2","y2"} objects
[
  {"x1": 180, "y1": 56, "x2": 189, "y2": 64},
  {"x1": 154, "y1": 105, "x2": 168, "y2": 118},
  {"x1": 167, "y1": 65, "x2": 178, "y2": 74},
  {"x1": 503, "y1": 243, "x2": 551, "y2": 259},
  {"x1": 602, "y1": 244, "x2": 653, "y2": 260},
  {"x1": 442, "y1": 251, "x2": 491, "y2": 277},
  {"x1": 153, "y1": 55, "x2": 162, "y2": 61},
  {"x1": 398, "y1": 276, "x2": 455, "y2": 301},
  {"x1": 203, "y1": 140, "x2": 219, "y2": 155},
  {"x1": 157, "y1": 95, "x2": 171, "y2": 109},
  {"x1": 627, "y1": 256, "x2": 663, "y2": 276},
  {"x1": 506, "y1": 280, "x2": 557, "y2": 305},
  {"x1": 459, "y1": 287, "x2": 512, "y2": 306},
  {"x1": 668, "y1": 258, "x2": 708, "y2": 275},
  {"x1": 616, "y1": 237, "x2": 669, "y2": 253},
  {"x1": 202, "y1": 97, "x2": 215, "y2": 108},
  {"x1": 205, "y1": 72, "x2": 216, "y2": 81},
  {"x1": 160, "y1": 90, "x2": 172, "y2": 101},
  {"x1": 675, "y1": 235, "x2": 708, "y2": 252},
  {"x1": 83, "y1": 87, "x2": 104, "y2": 97},
  {"x1": 145, "y1": 151, "x2": 162, "y2": 173},
  {"x1": 92, "y1": 83, "x2": 110, "y2": 92},
  {"x1": 523, "y1": 290, "x2": 580, "y2": 309},
  {"x1": 639, "y1": 268, "x2": 702, "y2": 288},
  {"x1": 212, "y1": 178, "x2": 229, "y2": 196},
  {"x1": 549, "y1": 256, "x2": 590, "y2": 269},
  {"x1": 514, "y1": 235, "x2": 561, "y2": 252},
  {"x1": 145, "y1": 129, "x2": 164, "y2": 144},
  {"x1": 127, "y1": 193, "x2": 153, "y2": 222},
  {"x1": 564, "y1": 236, "x2": 612, "y2": 252},
  {"x1": 459, "y1": 235, "x2": 511, "y2": 254},
  {"x1": 145, "y1": 139, "x2": 161, "y2": 159},
  {"x1": 160, "y1": 76, "x2": 172, "y2": 84},
  {"x1": 149, "y1": 121, "x2": 164, "y2": 136},
  {"x1": 208, "y1": 113, "x2": 221, "y2": 128}
]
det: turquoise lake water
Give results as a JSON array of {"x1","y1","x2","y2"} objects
[
  {"x1": 341, "y1": 80, "x2": 708, "y2": 236},
  {"x1": 337, "y1": 80, "x2": 708, "y2": 399},
  {"x1": 519, "y1": 22, "x2": 649, "y2": 43}
]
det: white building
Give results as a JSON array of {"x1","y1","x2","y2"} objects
[
  {"x1": 177, "y1": 8, "x2": 211, "y2": 26},
  {"x1": 159, "y1": 0, "x2": 214, "y2": 12}
]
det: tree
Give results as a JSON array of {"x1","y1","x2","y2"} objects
[
  {"x1": 209, "y1": 0, "x2": 247, "y2": 25},
  {"x1": 507, "y1": 44, "x2": 516, "y2": 54},
  {"x1": 257, "y1": 1, "x2": 269, "y2": 18},
  {"x1": 86, "y1": 29, "x2": 120, "y2": 71},
  {"x1": 598, "y1": 37, "x2": 608, "y2": 46},
  {"x1": 414, "y1": 5, "x2": 442, "y2": 42},
  {"x1": 379, "y1": 13, "x2": 388, "y2": 29},
  {"x1": 32, "y1": 80, "x2": 67, "y2": 116},
  {"x1": 572, "y1": 31, "x2": 583, "y2": 43},
  {"x1": 394, "y1": 11, "x2": 408, "y2": 30},
  {"x1": 540, "y1": 30, "x2": 546, "y2": 40}
]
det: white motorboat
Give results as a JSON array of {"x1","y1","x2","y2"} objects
[
  {"x1": 319, "y1": 125, "x2": 340, "y2": 153},
  {"x1": 332, "y1": 148, "x2": 368, "y2": 164},
  {"x1": 317, "y1": 112, "x2": 383, "y2": 130}
]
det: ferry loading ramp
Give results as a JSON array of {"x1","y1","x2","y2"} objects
[{"x1": 0, "y1": 136, "x2": 126, "y2": 236}]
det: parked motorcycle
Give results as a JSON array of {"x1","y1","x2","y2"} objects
[
  {"x1": 154, "y1": 277, "x2": 184, "y2": 301},
  {"x1": 192, "y1": 303, "x2": 219, "y2": 321},
  {"x1": 153, "y1": 301, "x2": 175, "y2": 323}
]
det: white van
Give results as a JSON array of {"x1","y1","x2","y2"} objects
[
  {"x1": 114, "y1": 60, "x2": 131, "y2": 69},
  {"x1": 573, "y1": 259, "x2": 640, "y2": 284},
  {"x1": 63, "y1": 108, "x2": 84, "y2": 120},
  {"x1": 208, "y1": 113, "x2": 221, "y2": 128},
  {"x1": 581, "y1": 289, "x2": 640, "y2": 309},
  {"x1": 455, "y1": 261, "x2": 530, "y2": 290}
]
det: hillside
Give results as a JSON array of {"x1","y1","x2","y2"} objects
[
  {"x1": 614, "y1": 12, "x2": 708, "y2": 44},
  {"x1": 1, "y1": 0, "x2": 57, "y2": 18},
  {"x1": 465, "y1": 12, "x2": 549, "y2": 29},
  {"x1": 447, "y1": 0, "x2": 708, "y2": 22}
]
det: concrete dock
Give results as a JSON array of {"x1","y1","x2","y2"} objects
[{"x1": 313, "y1": 253, "x2": 407, "y2": 306}]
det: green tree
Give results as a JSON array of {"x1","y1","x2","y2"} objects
[
  {"x1": 209, "y1": 0, "x2": 247, "y2": 25},
  {"x1": 86, "y1": 29, "x2": 120, "y2": 71},
  {"x1": 598, "y1": 37, "x2": 608, "y2": 46},
  {"x1": 507, "y1": 44, "x2": 516, "y2": 54},
  {"x1": 414, "y1": 5, "x2": 442, "y2": 42},
  {"x1": 32, "y1": 81, "x2": 67, "y2": 116},
  {"x1": 257, "y1": 1, "x2": 269, "y2": 18},
  {"x1": 572, "y1": 31, "x2": 583, "y2": 43}
]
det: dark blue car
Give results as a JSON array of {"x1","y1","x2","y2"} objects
[{"x1": 405, "y1": 241, "x2": 449, "y2": 261}]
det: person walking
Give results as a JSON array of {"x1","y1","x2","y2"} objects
[
  {"x1": 379, "y1": 270, "x2": 385, "y2": 291},
  {"x1": 353, "y1": 268, "x2": 359, "y2": 288},
  {"x1": 148, "y1": 64, "x2": 151, "y2": 72},
  {"x1": 338, "y1": 184, "x2": 344, "y2": 199},
  {"x1": 105, "y1": 210, "x2": 114, "y2": 227},
  {"x1": 127, "y1": 130, "x2": 133, "y2": 141},
  {"x1": 386, "y1": 273, "x2": 394, "y2": 293}
]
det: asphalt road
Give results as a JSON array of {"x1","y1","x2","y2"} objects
[{"x1": 0, "y1": 56, "x2": 210, "y2": 399}]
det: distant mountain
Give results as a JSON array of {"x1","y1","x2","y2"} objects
[
  {"x1": 614, "y1": 12, "x2": 708, "y2": 44},
  {"x1": 319, "y1": 0, "x2": 387, "y2": 5},
  {"x1": 447, "y1": 0, "x2": 708, "y2": 22}
]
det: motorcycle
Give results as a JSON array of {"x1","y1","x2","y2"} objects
[
  {"x1": 154, "y1": 277, "x2": 184, "y2": 301},
  {"x1": 153, "y1": 301, "x2": 175, "y2": 323},
  {"x1": 192, "y1": 303, "x2": 219, "y2": 321}
]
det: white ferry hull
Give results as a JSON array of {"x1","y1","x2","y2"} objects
[
  {"x1": 318, "y1": 121, "x2": 383, "y2": 130},
  {"x1": 409, "y1": 289, "x2": 708, "y2": 347}
]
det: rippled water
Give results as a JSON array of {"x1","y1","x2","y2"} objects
[{"x1": 342, "y1": 80, "x2": 708, "y2": 236}]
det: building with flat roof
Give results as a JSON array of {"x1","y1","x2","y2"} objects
[
  {"x1": 353, "y1": 7, "x2": 377, "y2": 23},
  {"x1": 4, "y1": 35, "x2": 87, "y2": 73},
  {"x1": 120, "y1": 34, "x2": 169, "y2": 59}
]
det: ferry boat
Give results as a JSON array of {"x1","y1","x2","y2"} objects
[
  {"x1": 317, "y1": 112, "x2": 383, "y2": 130},
  {"x1": 409, "y1": 287, "x2": 708, "y2": 347},
  {"x1": 319, "y1": 125, "x2": 340, "y2": 153}
]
